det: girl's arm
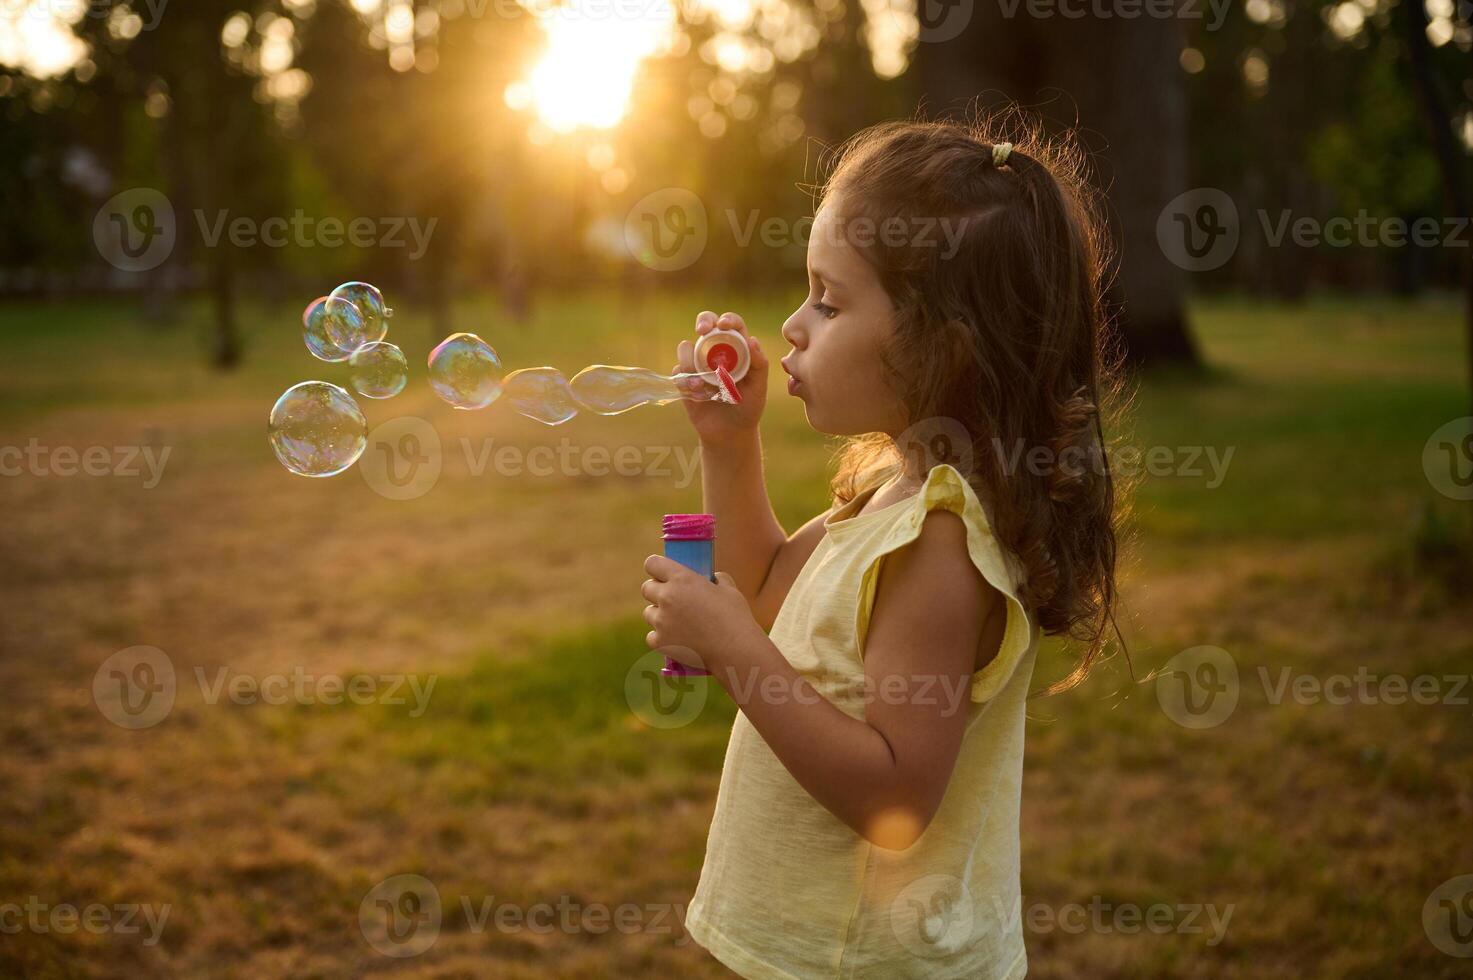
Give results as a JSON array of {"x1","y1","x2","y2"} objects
[
  {"x1": 702, "y1": 434, "x2": 829, "y2": 629},
  {"x1": 679, "y1": 311, "x2": 827, "y2": 628},
  {"x1": 643, "y1": 509, "x2": 1004, "y2": 849}
]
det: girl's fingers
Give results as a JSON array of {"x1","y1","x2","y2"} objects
[
  {"x1": 676, "y1": 339, "x2": 695, "y2": 374},
  {"x1": 747, "y1": 335, "x2": 768, "y2": 372},
  {"x1": 695, "y1": 310, "x2": 718, "y2": 334},
  {"x1": 716, "y1": 311, "x2": 747, "y2": 336}
]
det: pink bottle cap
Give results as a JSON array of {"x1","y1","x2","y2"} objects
[{"x1": 662, "y1": 513, "x2": 716, "y2": 540}]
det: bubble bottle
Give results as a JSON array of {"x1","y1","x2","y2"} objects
[
  {"x1": 660, "y1": 514, "x2": 717, "y2": 676},
  {"x1": 693, "y1": 327, "x2": 750, "y2": 381}
]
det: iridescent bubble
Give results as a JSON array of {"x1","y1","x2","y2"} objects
[
  {"x1": 268, "y1": 381, "x2": 368, "y2": 477},
  {"x1": 329, "y1": 281, "x2": 391, "y2": 344},
  {"x1": 503, "y1": 367, "x2": 579, "y2": 426},
  {"x1": 349, "y1": 341, "x2": 409, "y2": 399},
  {"x1": 302, "y1": 296, "x2": 360, "y2": 362},
  {"x1": 321, "y1": 294, "x2": 374, "y2": 353},
  {"x1": 428, "y1": 333, "x2": 503, "y2": 410},
  {"x1": 570, "y1": 365, "x2": 739, "y2": 415}
]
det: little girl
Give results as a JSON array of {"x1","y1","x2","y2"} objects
[{"x1": 639, "y1": 116, "x2": 1121, "y2": 979}]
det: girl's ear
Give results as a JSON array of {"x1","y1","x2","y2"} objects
[{"x1": 943, "y1": 318, "x2": 974, "y2": 370}]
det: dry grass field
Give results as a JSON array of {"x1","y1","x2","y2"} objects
[{"x1": 1, "y1": 291, "x2": 1469, "y2": 978}]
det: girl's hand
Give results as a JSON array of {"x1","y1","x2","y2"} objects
[
  {"x1": 674, "y1": 311, "x2": 769, "y2": 447},
  {"x1": 641, "y1": 555, "x2": 763, "y2": 674}
]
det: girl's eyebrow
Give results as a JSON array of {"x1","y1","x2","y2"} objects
[{"x1": 810, "y1": 265, "x2": 845, "y2": 290}]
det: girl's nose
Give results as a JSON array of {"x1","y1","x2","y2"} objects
[{"x1": 781, "y1": 310, "x2": 806, "y2": 349}]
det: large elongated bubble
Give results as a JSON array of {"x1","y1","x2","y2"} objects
[
  {"x1": 428, "y1": 333, "x2": 503, "y2": 410},
  {"x1": 268, "y1": 381, "x2": 368, "y2": 477},
  {"x1": 504, "y1": 367, "x2": 580, "y2": 425},
  {"x1": 570, "y1": 365, "x2": 739, "y2": 415}
]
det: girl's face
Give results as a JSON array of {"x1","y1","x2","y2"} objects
[{"x1": 779, "y1": 199, "x2": 909, "y2": 437}]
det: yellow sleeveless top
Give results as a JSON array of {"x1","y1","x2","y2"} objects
[{"x1": 685, "y1": 464, "x2": 1038, "y2": 979}]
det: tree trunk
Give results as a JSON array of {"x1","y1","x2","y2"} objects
[
  {"x1": 1400, "y1": 0, "x2": 1473, "y2": 430},
  {"x1": 209, "y1": 250, "x2": 240, "y2": 369}
]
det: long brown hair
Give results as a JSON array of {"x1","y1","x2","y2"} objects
[{"x1": 820, "y1": 110, "x2": 1127, "y2": 693}]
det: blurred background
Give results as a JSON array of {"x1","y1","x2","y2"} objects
[{"x1": 1, "y1": 0, "x2": 1471, "y2": 977}]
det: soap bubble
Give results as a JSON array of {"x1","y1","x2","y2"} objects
[
  {"x1": 302, "y1": 296, "x2": 360, "y2": 362},
  {"x1": 329, "y1": 281, "x2": 391, "y2": 343},
  {"x1": 268, "y1": 381, "x2": 368, "y2": 477},
  {"x1": 503, "y1": 367, "x2": 579, "y2": 426},
  {"x1": 321, "y1": 294, "x2": 376, "y2": 352},
  {"x1": 350, "y1": 341, "x2": 409, "y2": 399},
  {"x1": 428, "y1": 333, "x2": 503, "y2": 410},
  {"x1": 570, "y1": 365, "x2": 736, "y2": 415}
]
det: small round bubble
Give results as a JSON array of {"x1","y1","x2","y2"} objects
[
  {"x1": 349, "y1": 341, "x2": 409, "y2": 399},
  {"x1": 319, "y1": 294, "x2": 373, "y2": 352},
  {"x1": 329, "y1": 281, "x2": 390, "y2": 343},
  {"x1": 302, "y1": 296, "x2": 356, "y2": 362},
  {"x1": 268, "y1": 381, "x2": 368, "y2": 477},
  {"x1": 428, "y1": 333, "x2": 503, "y2": 410}
]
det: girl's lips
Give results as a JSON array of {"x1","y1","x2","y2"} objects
[{"x1": 780, "y1": 357, "x2": 803, "y2": 396}]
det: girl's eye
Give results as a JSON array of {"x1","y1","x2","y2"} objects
[{"x1": 811, "y1": 301, "x2": 838, "y2": 319}]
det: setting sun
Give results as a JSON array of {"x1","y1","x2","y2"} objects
[{"x1": 513, "y1": 0, "x2": 678, "y2": 132}]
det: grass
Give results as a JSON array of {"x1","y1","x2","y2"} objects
[{"x1": 0, "y1": 289, "x2": 1470, "y2": 977}]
